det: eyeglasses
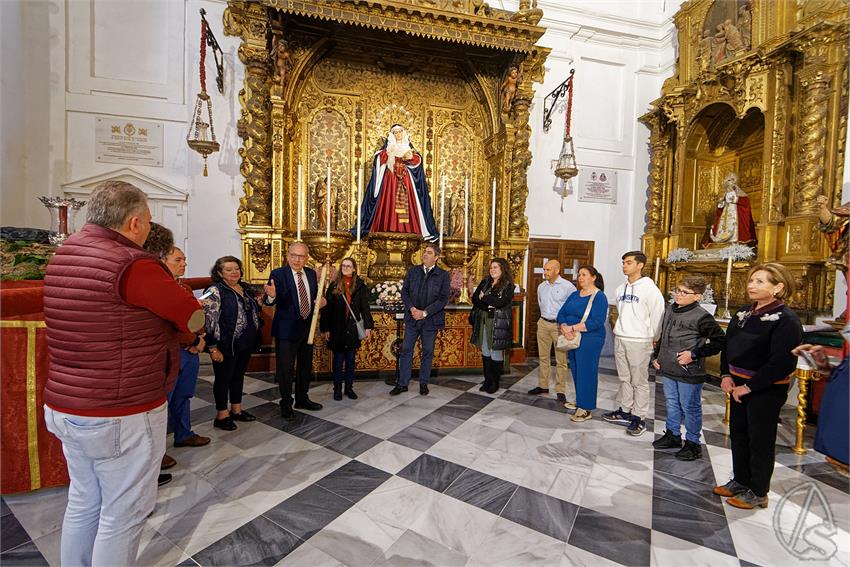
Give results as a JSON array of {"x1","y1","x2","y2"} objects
[
  {"x1": 674, "y1": 288, "x2": 697, "y2": 295},
  {"x1": 289, "y1": 253, "x2": 307, "y2": 260}
]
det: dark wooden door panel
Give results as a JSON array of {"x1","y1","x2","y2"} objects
[{"x1": 525, "y1": 239, "x2": 594, "y2": 357}]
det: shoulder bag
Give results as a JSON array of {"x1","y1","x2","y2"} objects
[
  {"x1": 556, "y1": 290, "x2": 598, "y2": 352},
  {"x1": 342, "y1": 293, "x2": 368, "y2": 340}
]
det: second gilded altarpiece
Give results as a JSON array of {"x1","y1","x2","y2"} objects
[{"x1": 641, "y1": 0, "x2": 848, "y2": 320}]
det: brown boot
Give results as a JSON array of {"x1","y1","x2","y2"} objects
[{"x1": 161, "y1": 454, "x2": 176, "y2": 470}]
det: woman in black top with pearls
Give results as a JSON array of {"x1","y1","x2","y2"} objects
[{"x1": 713, "y1": 263, "x2": 802, "y2": 510}]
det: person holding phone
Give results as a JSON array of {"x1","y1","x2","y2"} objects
[
  {"x1": 319, "y1": 257, "x2": 374, "y2": 400},
  {"x1": 204, "y1": 256, "x2": 261, "y2": 431}
]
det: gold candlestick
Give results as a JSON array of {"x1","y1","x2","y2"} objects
[{"x1": 792, "y1": 366, "x2": 814, "y2": 455}]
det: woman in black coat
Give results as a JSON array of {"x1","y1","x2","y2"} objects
[
  {"x1": 320, "y1": 257, "x2": 374, "y2": 400},
  {"x1": 470, "y1": 258, "x2": 513, "y2": 393}
]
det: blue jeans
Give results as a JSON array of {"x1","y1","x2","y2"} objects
[
  {"x1": 479, "y1": 325, "x2": 503, "y2": 362},
  {"x1": 398, "y1": 324, "x2": 437, "y2": 387},
  {"x1": 662, "y1": 377, "x2": 703, "y2": 444},
  {"x1": 44, "y1": 403, "x2": 167, "y2": 566},
  {"x1": 332, "y1": 348, "x2": 356, "y2": 386},
  {"x1": 168, "y1": 350, "x2": 199, "y2": 443}
]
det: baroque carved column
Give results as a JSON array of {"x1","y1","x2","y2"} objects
[
  {"x1": 224, "y1": 2, "x2": 273, "y2": 227},
  {"x1": 793, "y1": 65, "x2": 831, "y2": 215}
]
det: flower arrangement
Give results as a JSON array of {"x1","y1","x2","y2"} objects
[
  {"x1": 719, "y1": 243, "x2": 755, "y2": 261},
  {"x1": 373, "y1": 280, "x2": 404, "y2": 308},
  {"x1": 666, "y1": 248, "x2": 694, "y2": 263},
  {"x1": 700, "y1": 284, "x2": 715, "y2": 305}
]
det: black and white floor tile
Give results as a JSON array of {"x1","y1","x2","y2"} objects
[{"x1": 2, "y1": 357, "x2": 848, "y2": 566}]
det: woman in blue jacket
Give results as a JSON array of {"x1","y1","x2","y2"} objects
[{"x1": 557, "y1": 266, "x2": 609, "y2": 422}]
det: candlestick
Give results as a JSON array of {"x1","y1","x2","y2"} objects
[
  {"x1": 463, "y1": 177, "x2": 469, "y2": 250},
  {"x1": 439, "y1": 176, "x2": 445, "y2": 249},
  {"x1": 725, "y1": 255, "x2": 733, "y2": 286},
  {"x1": 356, "y1": 169, "x2": 362, "y2": 244},
  {"x1": 654, "y1": 257, "x2": 660, "y2": 283},
  {"x1": 296, "y1": 163, "x2": 302, "y2": 241},
  {"x1": 722, "y1": 255, "x2": 733, "y2": 319},
  {"x1": 490, "y1": 177, "x2": 496, "y2": 250},
  {"x1": 326, "y1": 165, "x2": 331, "y2": 244}
]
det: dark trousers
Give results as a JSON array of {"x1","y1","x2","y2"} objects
[
  {"x1": 276, "y1": 337, "x2": 314, "y2": 406},
  {"x1": 333, "y1": 349, "x2": 356, "y2": 386},
  {"x1": 729, "y1": 383, "x2": 789, "y2": 497},
  {"x1": 168, "y1": 350, "x2": 200, "y2": 442},
  {"x1": 212, "y1": 348, "x2": 252, "y2": 411},
  {"x1": 397, "y1": 324, "x2": 437, "y2": 387}
]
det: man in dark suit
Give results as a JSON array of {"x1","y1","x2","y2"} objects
[
  {"x1": 389, "y1": 243, "x2": 450, "y2": 396},
  {"x1": 264, "y1": 242, "x2": 326, "y2": 419}
]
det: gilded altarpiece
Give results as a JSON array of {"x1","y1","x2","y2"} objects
[
  {"x1": 224, "y1": 0, "x2": 548, "y2": 373},
  {"x1": 640, "y1": 0, "x2": 848, "y2": 319}
]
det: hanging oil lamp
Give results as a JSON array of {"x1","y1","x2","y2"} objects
[
  {"x1": 186, "y1": 10, "x2": 220, "y2": 176},
  {"x1": 554, "y1": 71, "x2": 578, "y2": 183}
]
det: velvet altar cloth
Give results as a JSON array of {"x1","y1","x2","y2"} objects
[{"x1": 0, "y1": 281, "x2": 69, "y2": 494}]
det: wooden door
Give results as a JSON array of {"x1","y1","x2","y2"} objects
[{"x1": 525, "y1": 239, "x2": 595, "y2": 357}]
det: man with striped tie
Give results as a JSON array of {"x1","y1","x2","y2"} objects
[{"x1": 265, "y1": 242, "x2": 327, "y2": 420}]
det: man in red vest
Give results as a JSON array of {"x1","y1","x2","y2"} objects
[{"x1": 42, "y1": 181, "x2": 204, "y2": 566}]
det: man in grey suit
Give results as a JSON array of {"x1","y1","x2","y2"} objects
[{"x1": 389, "y1": 242, "x2": 450, "y2": 396}]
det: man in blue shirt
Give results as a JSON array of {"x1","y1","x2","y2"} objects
[{"x1": 529, "y1": 260, "x2": 576, "y2": 404}]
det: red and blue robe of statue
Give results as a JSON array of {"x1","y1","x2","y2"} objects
[{"x1": 355, "y1": 146, "x2": 439, "y2": 241}]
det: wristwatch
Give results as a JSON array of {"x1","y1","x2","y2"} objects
[{"x1": 423, "y1": 310, "x2": 428, "y2": 318}]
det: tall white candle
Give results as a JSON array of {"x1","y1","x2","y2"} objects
[
  {"x1": 296, "y1": 163, "x2": 302, "y2": 241},
  {"x1": 725, "y1": 255, "x2": 733, "y2": 286},
  {"x1": 356, "y1": 169, "x2": 362, "y2": 244},
  {"x1": 654, "y1": 257, "x2": 660, "y2": 283},
  {"x1": 463, "y1": 177, "x2": 469, "y2": 250},
  {"x1": 439, "y1": 176, "x2": 445, "y2": 249},
  {"x1": 326, "y1": 165, "x2": 331, "y2": 244},
  {"x1": 490, "y1": 177, "x2": 496, "y2": 249}
]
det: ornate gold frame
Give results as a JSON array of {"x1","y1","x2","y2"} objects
[
  {"x1": 640, "y1": 0, "x2": 848, "y2": 316},
  {"x1": 223, "y1": 0, "x2": 549, "y2": 286}
]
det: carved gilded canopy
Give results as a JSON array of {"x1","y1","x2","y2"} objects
[
  {"x1": 639, "y1": 0, "x2": 848, "y2": 317},
  {"x1": 224, "y1": 0, "x2": 549, "y2": 284}
]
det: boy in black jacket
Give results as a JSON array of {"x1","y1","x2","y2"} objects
[{"x1": 652, "y1": 276, "x2": 726, "y2": 460}]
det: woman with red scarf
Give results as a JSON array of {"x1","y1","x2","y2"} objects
[{"x1": 320, "y1": 257, "x2": 374, "y2": 400}]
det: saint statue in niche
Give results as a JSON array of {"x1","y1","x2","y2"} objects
[
  {"x1": 500, "y1": 67, "x2": 520, "y2": 113},
  {"x1": 314, "y1": 177, "x2": 336, "y2": 230},
  {"x1": 816, "y1": 194, "x2": 850, "y2": 275},
  {"x1": 705, "y1": 172, "x2": 757, "y2": 246},
  {"x1": 355, "y1": 124, "x2": 439, "y2": 241},
  {"x1": 450, "y1": 188, "x2": 466, "y2": 237}
]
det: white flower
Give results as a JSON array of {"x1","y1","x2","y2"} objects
[
  {"x1": 667, "y1": 248, "x2": 694, "y2": 263},
  {"x1": 760, "y1": 312, "x2": 781, "y2": 321},
  {"x1": 737, "y1": 310, "x2": 750, "y2": 321}
]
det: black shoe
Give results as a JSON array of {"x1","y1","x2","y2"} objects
[
  {"x1": 157, "y1": 473, "x2": 172, "y2": 487},
  {"x1": 675, "y1": 440, "x2": 702, "y2": 461},
  {"x1": 626, "y1": 416, "x2": 646, "y2": 437},
  {"x1": 384, "y1": 376, "x2": 396, "y2": 385},
  {"x1": 230, "y1": 410, "x2": 256, "y2": 422},
  {"x1": 213, "y1": 417, "x2": 237, "y2": 431},
  {"x1": 602, "y1": 407, "x2": 633, "y2": 426},
  {"x1": 333, "y1": 384, "x2": 343, "y2": 401},
  {"x1": 280, "y1": 404, "x2": 295, "y2": 421},
  {"x1": 556, "y1": 393, "x2": 566, "y2": 403},
  {"x1": 420, "y1": 384, "x2": 429, "y2": 396},
  {"x1": 653, "y1": 430, "x2": 683, "y2": 449},
  {"x1": 483, "y1": 358, "x2": 501, "y2": 394},
  {"x1": 528, "y1": 387, "x2": 549, "y2": 395},
  {"x1": 345, "y1": 385, "x2": 358, "y2": 400},
  {"x1": 389, "y1": 385, "x2": 408, "y2": 396},
  {"x1": 294, "y1": 399, "x2": 323, "y2": 411}
]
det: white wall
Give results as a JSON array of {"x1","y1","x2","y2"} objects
[
  {"x1": 522, "y1": 1, "x2": 679, "y2": 303},
  {"x1": 0, "y1": 0, "x2": 244, "y2": 277}
]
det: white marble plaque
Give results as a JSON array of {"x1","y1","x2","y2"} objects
[
  {"x1": 578, "y1": 168, "x2": 617, "y2": 204},
  {"x1": 96, "y1": 117, "x2": 163, "y2": 167}
]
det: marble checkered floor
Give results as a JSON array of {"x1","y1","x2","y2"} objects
[{"x1": 2, "y1": 358, "x2": 849, "y2": 566}]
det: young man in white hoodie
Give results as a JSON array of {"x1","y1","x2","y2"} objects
[{"x1": 603, "y1": 251, "x2": 665, "y2": 436}]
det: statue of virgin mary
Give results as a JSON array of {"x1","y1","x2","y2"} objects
[{"x1": 355, "y1": 124, "x2": 439, "y2": 241}]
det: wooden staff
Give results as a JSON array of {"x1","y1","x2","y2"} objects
[{"x1": 307, "y1": 261, "x2": 329, "y2": 345}]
